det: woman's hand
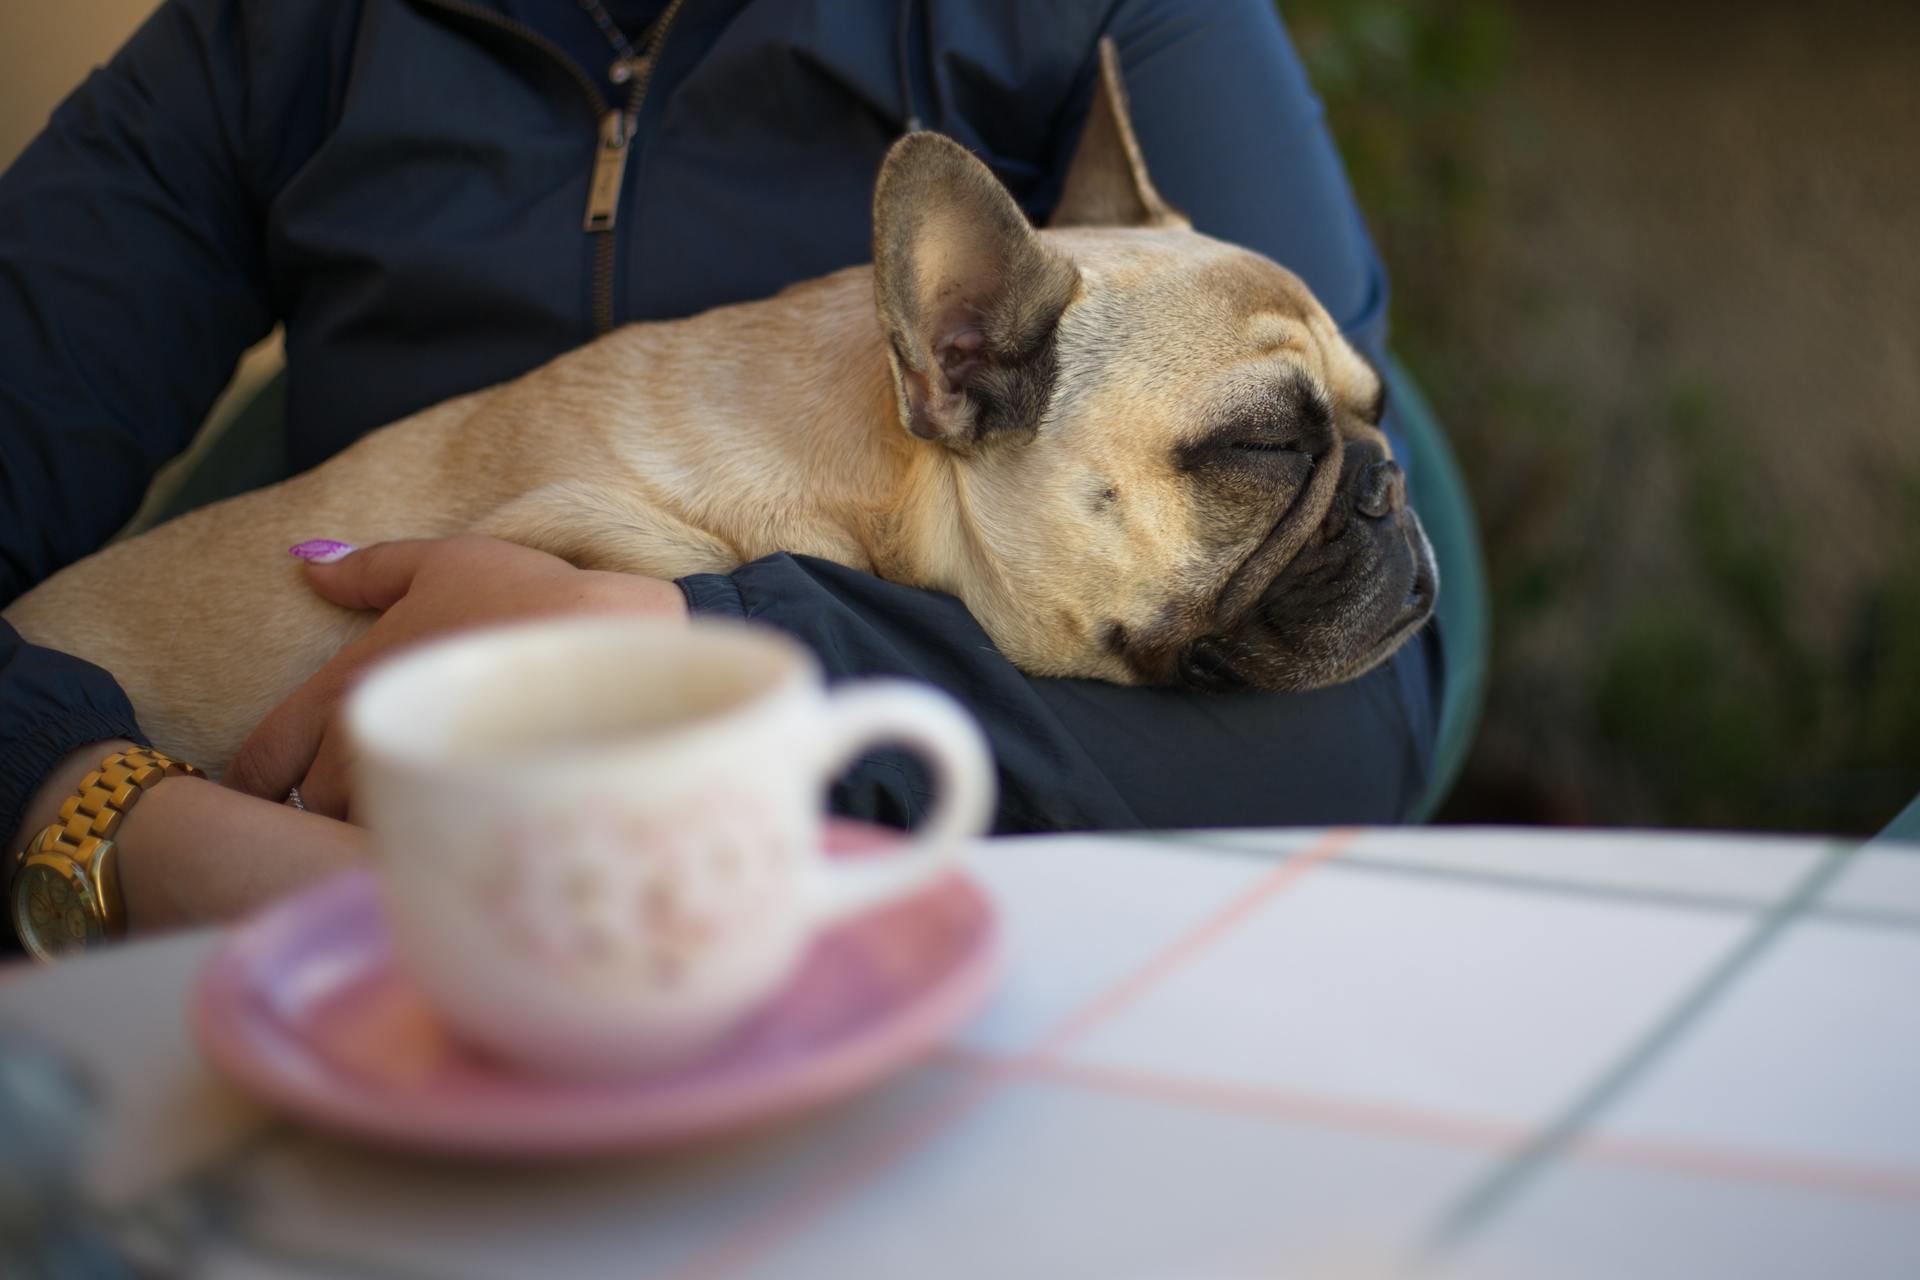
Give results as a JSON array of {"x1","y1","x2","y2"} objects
[{"x1": 224, "y1": 536, "x2": 688, "y2": 818}]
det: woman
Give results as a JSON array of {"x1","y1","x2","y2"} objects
[{"x1": 0, "y1": 0, "x2": 1441, "y2": 946}]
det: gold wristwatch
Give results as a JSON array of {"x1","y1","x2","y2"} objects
[{"x1": 10, "y1": 747, "x2": 204, "y2": 962}]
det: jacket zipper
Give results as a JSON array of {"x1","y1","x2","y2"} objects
[
  {"x1": 585, "y1": 0, "x2": 689, "y2": 333},
  {"x1": 410, "y1": 0, "x2": 690, "y2": 336}
]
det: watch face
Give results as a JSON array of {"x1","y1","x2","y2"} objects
[{"x1": 12, "y1": 861, "x2": 101, "y2": 961}]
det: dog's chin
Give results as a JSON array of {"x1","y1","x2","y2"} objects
[
  {"x1": 1177, "y1": 513, "x2": 1438, "y2": 693},
  {"x1": 1326, "y1": 523, "x2": 1438, "y2": 687}
]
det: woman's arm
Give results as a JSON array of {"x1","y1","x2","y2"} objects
[
  {"x1": 0, "y1": 0, "x2": 276, "y2": 588},
  {"x1": 8, "y1": 738, "x2": 367, "y2": 932},
  {"x1": 1099, "y1": 0, "x2": 1394, "y2": 360},
  {"x1": 0, "y1": 0, "x2": 279, "y2": 843},
  {"x1": 678, "y1": 553, "x2": 1435, "y2": 833},
  {"x1": 667, "y1": 0, "x2": 1438, "y2": 832}
]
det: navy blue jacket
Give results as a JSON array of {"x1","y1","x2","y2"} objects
[{"x1": 0, "y1": 0, "x2": 1438, "y2": 843}]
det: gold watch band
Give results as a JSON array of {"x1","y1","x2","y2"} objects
[
  {"x1": 28, "y1": 747, "x2": 206, "y2": 934},
  {"x1": 38, "y1": 747, "x2": 206, "y2": 855}
]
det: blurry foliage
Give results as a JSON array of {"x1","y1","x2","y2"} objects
[
  {"x1": 1582, "y1": 397, "x2": 1920, "y2": 832},
  {"x1": 1591, "y1": 390, "x2": 1813, "y2": 829},
  {"x1": 1280, "y1": 0, "x2": 1920, "y2": 832}
]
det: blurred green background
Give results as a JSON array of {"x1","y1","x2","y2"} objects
[{"x1": 1282, "y1": 0, "x2": 1920, "y2": 832}]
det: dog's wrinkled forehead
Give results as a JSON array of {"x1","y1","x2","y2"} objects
[{"x1": 1044, "y1": 230, "x2": 1378, "y2": 430}]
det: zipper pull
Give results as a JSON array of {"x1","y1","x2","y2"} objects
[
  {"x1": 609, "y1": 53, "x2": 651, "y2": 85},
  {"x1": 584, "y1": 110, "x2": 631, "y2": 233}
]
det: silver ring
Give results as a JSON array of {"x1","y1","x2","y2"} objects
[{"x1": 285, "y1": 786, "x2": 307, "y2": 812}]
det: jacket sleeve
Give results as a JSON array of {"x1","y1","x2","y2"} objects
[
  {"x1": 681, "y1": 549, "x2": 1434, "y2": 835},
  {"x1": 675, "y1": 0, "x2": 1438, "y2": 835},
  {"x1": 0, "y1": 0, "x2": 275, "y2": 838}
]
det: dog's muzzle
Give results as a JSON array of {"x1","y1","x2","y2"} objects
[{"x1": 1179, "y1": 445, "x2": 1439, "y2": 693}]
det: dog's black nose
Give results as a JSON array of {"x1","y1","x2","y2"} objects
[{"x1": 1356, "y1": 459, "x2": 1403, "y2": 519}]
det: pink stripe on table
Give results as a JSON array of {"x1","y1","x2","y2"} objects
[{"x1": 664, "y1": 828, "x2": 1360, "y2": 1280}]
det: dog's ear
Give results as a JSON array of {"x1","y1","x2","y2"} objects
[
  {"x1": 1048, "y1": 38, "x2": 1188, "y2": 231},
  {"x1": 872, "y1": 132, "x2": 1080, "y2": 449}
]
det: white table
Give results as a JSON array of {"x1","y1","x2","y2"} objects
[{"x1": 4, "y1": 825, "x2": 1919, "y2": 1279}]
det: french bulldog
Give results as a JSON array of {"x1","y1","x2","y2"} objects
[{"x1": 5, "y1": 40, "x2": 1436, "y2": 776}]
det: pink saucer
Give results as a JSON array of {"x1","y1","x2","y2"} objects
[{"x1": 190, "y1": 821, "x2": 999, "y2": 1157}]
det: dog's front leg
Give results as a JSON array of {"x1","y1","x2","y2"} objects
[{"x1": 470, "y1": 481, "x2": 743, "y2": 580}]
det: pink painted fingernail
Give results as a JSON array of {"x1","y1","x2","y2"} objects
[{"x1": 288, "y1": 539, "x2": 356, "y2": 564}]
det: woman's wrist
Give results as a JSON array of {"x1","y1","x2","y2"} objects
[
  {"x1": 7, "y1": 738, "x2": 368, "y2": 935},
  {"x1": 581, "y1": 568, "x2": 691, "y2": 619},
  {"x1": 6, "y1": 737, "x2": 138, "y2": 857}
]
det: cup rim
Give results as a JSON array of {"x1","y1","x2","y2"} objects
[{"x1": 345, "y1": 615, "x2": 819, "y2": 777}]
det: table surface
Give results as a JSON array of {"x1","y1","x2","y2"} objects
[{"x1": 3, "y1": 824, "x2": 1919, "y2": 1279}]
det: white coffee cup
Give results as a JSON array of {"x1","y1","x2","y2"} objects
[{"x1": 345, "y1": 615, "x2": 995, "y2": 1079}]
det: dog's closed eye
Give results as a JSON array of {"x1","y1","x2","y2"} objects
[{"x1": 1179, "y1": 422, "x2": 1315, "y2": 472}]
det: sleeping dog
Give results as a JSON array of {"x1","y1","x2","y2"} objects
[{"x1": 6, "y1": 41, "x2": 1436, "y2": 776}]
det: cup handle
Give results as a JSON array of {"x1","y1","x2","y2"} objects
[{"x1": 810, "y1": 681, "x2": 995, "y2": 925}]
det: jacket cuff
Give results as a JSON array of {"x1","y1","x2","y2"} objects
[{"x1": 676, "y1": 573, "x2": 747, "y2": 619}]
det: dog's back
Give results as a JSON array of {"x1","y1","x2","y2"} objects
[{"x1": 6, "y1": 387, "x2": 499, "y2": 770}]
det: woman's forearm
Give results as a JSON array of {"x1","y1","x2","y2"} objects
[
  {"x1": 115, "y1": 773, "x2": 368, "y2": 930},
  {"x1": 9, "y1": 737, "x2": 368, "y2": 934}
]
